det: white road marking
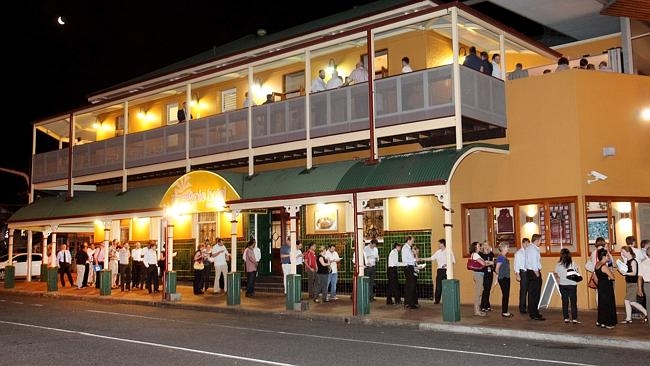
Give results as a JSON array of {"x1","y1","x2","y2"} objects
[
  {"x1": 13, "y1": 301, "x2": 24, "y2": 304},
  {"x1": 0, "y1": 320, "x2": 296, "y2": 366},
  {"x1": 86, "y1": 310, "x2": 595, "y2": 366},
  {"x1": 32, "y1": 303, "x2": 44, "y2": 307}
]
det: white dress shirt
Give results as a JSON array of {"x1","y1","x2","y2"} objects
[
  {"x1": 388, "y1": 248, "x2": 402, "y2": 267},
  {"x1": 311, "y1": 77, "x2": 327, "y2": 92},
  {"x1": 402, "y1": 243, "x2": 415, "y2": 266},
  {"x1": 57, "y1": 250, "x2": 71, "y2": 264},
  {"x1": 211, "y1": 244, "x2": 229, "y2": 266},
  {"x1": 431, "y1": 248, "x2": 455, "y2": 268},
  {"x1": 514, "y1": 247, "x2": 526, "y2": 272},
  {"x1": 131, "y1": 248, "x2": 143, "y2": 262},
  {"x1": 325, "y1": 250, "x2": 340, "y2": 273},
  {"x1": 525, "y1": 244, "x2": 541, "y2": 271},
  {"x1": 364, "y1": 245, "x2": 378, "y2": 267},
  {"x1": 143, "y1": 248, "x2": 158, "y2": 267},
  {"x1": 118, "y1": 247, "x2": 130, "y2": 264}
]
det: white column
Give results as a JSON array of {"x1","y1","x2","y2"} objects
[
  {"x1": 451, "y1": 7, "x2": 463, "y2": 150},
  {"x1": 103, "y1": 223, "x2": 111, "y2": 272},
  {"x1": 167, "y1": 224, "x2": 175, "y2": 272},
  {"x1": 285, "y1": 205, "x2": 301, "y2": 274},
  {"x1": 41, "y1": 234, "x2": 49, "y2": 266},
  {"x1": 230, "y1": 210, "x2": 240, "y2": 273},
  {"x1": 356, "y1": 198, "x2": 366, "y2": 277},
  {"x1": 305, "y1": 50, "x2": 313, "y2": 169},
  {"x1": 49, "y1": 231, "x2": 58, "y2": 268},
  {"x1": 26, "y1": 231, "x2": 33, "y2": 282},
  {"x1": 437, "y1": 188, "x2": 454, "y2": 280},
  {"x1": 7, "y1": 229, "x2": 13, "y2": 264},
  {"x1": 620, "y1": 17, "x2": 634, "y2": 74}
]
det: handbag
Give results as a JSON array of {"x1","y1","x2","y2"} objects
[
  {"x1": 467, "y1": 258, "x2": 485, "y2": 271},
  {"x1": 193, "y1": 261, "x2": 204, "y2": 271},
  {"x1": 587, "y1": 271, "x2": 598, "y2": 289},
  {"x1": 566, "y1": 267, "x2": 583, "y2": 282}
]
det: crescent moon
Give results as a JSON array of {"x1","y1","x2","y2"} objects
[{"x1": 57, "y1": 16, "x2": 65, "y2": 25}]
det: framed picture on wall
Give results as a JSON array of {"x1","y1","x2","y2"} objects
[
  {"x1": 315, "y1": 208, "x2": 338, "y2": 231},
  {"x1": 495, "y1": 207, "x2": 514, "y2": 234},
  {"x1": 587, "y1": 216, "x2": 609, "y2": 244}
]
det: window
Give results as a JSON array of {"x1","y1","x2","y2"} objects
[
  {"x1": 222, "y1": 88, "x2": 237, "y2": 112},
  {"x1": 462, "y1": 197, "x2": 579, "y2": 256},
  {"x1": 284, "y1": 71, "x2": 304, "y2": 99},
  {"x1": 167, "y1": 102, "x2": 179, "y2": 125},
  {"x1": 585, "y1": 197, "x2": 650, "y2": 255},
  {"x1": 362, "y1": 49, "x2": 389, "y2": 78},
  {"x1": 116, "y1": 115, "x2": 125, "y2": 136}
]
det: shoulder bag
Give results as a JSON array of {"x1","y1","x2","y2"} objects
[
  {"x1": 467, "y1": 258, "x2": 485, "y2": 271},
  {"x1": 566, "y1": 265, "x2": 583, "y2": 282},
  {"x1": 587, "y1": 271, "x2": 598, "y2": 289}
]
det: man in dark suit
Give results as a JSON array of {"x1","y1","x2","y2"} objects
[{"x1": 177, "y1": 102, "x2": 192, "y2": 122}]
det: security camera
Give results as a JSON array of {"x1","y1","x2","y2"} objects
[{"x1": 590, "y1": 171, "x2": 607, "y2": 180}]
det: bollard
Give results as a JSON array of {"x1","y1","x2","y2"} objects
[
  {"x1": 442, "y1": 279, "x2": 461, "y2": 322},
  {"x1": 40, "y1": 264, "x2": 48, "y2": 282},
  {"x1": 99, "y1": 269, "x2": 111, "y2": 296},
  {"x1": 4, "y1": 266, "x2": 15, "y2": 289},
  {"x1": 226, "y1": 272, "x2": 241, "y2": 305},
  {"x1": 47, "y1": 267, "x2": 58, "y2": 292},
  {"x1": 286, "y1": 274, "x2": 302, "y2": 311},
  {"x1": 356, "y1": 276, "x2": 370, "y2": 315}
]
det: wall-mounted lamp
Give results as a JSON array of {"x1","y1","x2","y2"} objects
[
  {"x1": 137, "y1": 108, "x2": 147, "y2": 119},
  {"x1": 190, "y1": 93, "x2": 199, "y2": 107},
  {"x1": 525, "y1": 216, "x2": 534, "y2": 223},
  {"x1": 620, "y1": 212, "x2": 630, "y2": 219}
]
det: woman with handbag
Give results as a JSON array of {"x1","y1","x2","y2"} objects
[
  {"x1": 554, "y1": 248, "x2": 581, "y2": 324},
  {"x1": 595, "y1": 248, "x2": 617, "y2": 328},
  {"x1": 193, "y1": 243, "x2": 205, "y2": 295},
  {"x1": 618, "y1": 246, "x2": 648, "y2": 324},
  {"x1": 469, "y1": 242, "x2": 487, "y2": 316}
]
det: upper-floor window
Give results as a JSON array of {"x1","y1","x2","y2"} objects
[
  {"x1": 167, "y1": 102, "x2": 179, "y2": 125},
  {"x1": 222, "y1": 88, "x2": 237, "y2": 112},
  {"x1": 284, "y1": 71, "x2": 304, "y2": 99}
]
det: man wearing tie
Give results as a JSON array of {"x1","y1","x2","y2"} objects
[{"x1": 57, "y1": 243, "x2": 74, "y2": 287}]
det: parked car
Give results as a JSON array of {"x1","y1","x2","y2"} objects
[{"x1": 0, "y1": 253, "x2": 43, "y2": 280}]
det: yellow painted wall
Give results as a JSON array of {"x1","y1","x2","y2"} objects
[
  {"x1": 131, "y1": 217, "x2": 150, "y2": 241},
  {"x1": 218, "y1": 212, "x2": 243, "y2": 239},
  {"x1": 450, "y1": 70, "x2": 650, "y2": 309},
  {"x1": 555, "y1": 36, "x2": 621, "y2": 60}
]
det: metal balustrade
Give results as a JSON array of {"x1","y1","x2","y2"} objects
[{"x1": 32, "y1": 65, "x2": 505, "y2": 184}]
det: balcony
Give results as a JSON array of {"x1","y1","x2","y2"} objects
[{"x1": 32, "y1": 65, "x2": 505, "y2": 185}]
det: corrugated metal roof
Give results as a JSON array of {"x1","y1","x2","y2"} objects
[
  {"x1": 338, "y1": 143, "x2": 507, "y2": 191},
  {"x1": 239, "y1": 160, "x2": 359, "y2": 200},
  {"x1": 96, "y1": 0, "x2": 417, "y2": 95}
]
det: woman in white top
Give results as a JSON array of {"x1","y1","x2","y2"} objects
[
  {"x1": 554, "y1": 248, "x2": 580, "y2": 324},
  {"x1": 469, "y1": 241, "x2": 487, "y2": 316}
]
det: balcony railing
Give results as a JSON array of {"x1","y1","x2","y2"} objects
[{"x1": 32, "y1": 65, "x2": 505, "y2": 184}]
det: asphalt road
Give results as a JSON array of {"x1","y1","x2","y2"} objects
[{"x1": 0, "y1": 293, "x2": 646, "y2": 366}]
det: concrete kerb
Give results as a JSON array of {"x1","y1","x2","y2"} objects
[
  {"x1": 418, "y1": 322, "x2": 650, "y2": 352},
  {"x1": 3, "y1": 288, "x2": 649, "y2": 351}
]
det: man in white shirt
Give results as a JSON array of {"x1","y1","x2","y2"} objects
[
  {"x1": 639, "y1": 240, "x2": 649, "y2": 263},
  {"x1": 364, "y1": 239, "x2": 379, "y2": 301},
  {"x1": 402, "y1": 236, "x2": 418, "y2": 309},
  {"x1": 627, "y1": 236, "x2": 646, "y2": 262},
  {"x1": 56, "y1": 243, "x2": 74, "y2": 287},
  {"x1": 386, "y1": 242, "x2": 403, "y2": 305},
  {"x1": 525, "y1": 234, "x2": 544, "y2": 320},
  {"x1": 491, "y1": 53, "x2": 502, "y2": 79},
  {"x1": 211, "y1": 238, "x2": 230, "y2": 293},
  {"x1": 514, "y1": 238, "x2": 529, "y2": 314},
  {"x1": 117, "y1": 242, "x2": 131, "y2": 292},
  {"x1": 131, "y1": 242, "x2": 145, "y2": 290},
  {"x1": 311, "y1": 69, "x2": 327, "y2": 93},
  {"x1": 427, "y1": 238, "x2": 456, "y2": 304},
  {"x1": 325, "y1": 244, "x2": 341, "y2": 300},
  {"x1": 348, "y1": 62, "x2": 368, "y2": 84},
  {"x1": 143, "y1": 243, "x2": 159, "y2": 294},
  {"x1": 326, "y1": 70, "x2": 342, "y2": 90}
]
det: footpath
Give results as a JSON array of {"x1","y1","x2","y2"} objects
[{"x1": 1, "y1": 281, "x2": 648, "y2": 351}]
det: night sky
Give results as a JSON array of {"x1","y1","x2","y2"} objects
[{"x1": 4, "y1": 0, "x2": 376, "y2": 210}]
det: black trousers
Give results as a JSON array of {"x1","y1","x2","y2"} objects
[
  {"x1": 527, "y1": 270, "x2": 542, "y2": 318},
  {"x1": 386, "y1": 267, "x2": 401, "y2": 304},
  {"x1": 481, "y1": 271, "x2": 493, "y2": 310},
  {"x1": 434, "y1": 268, "x2": 447, "y2": 303},
  {"x1": 132, "y1": 261, "x2": 145, "y2": 288},
  {"x1": 95, "y1": 262, "x2": 104, "y2": 288},
  {"x1": 365, "y1": 266, "x2": 376, "y2": 299},
  {"x1": 246, "y1": 271, "x2": 257, "y2": 295},
  {"x1": 82, "y1": 263, "x2": 89, "y2": 287},
  {"x1": 498, "y1": 277, "x2": 511, "y2": 314},
  {"x1": 119, "y1": 263, "x2": 131, "y2": 291},
  {"x1": 193, "y1": 268, "x2": 203, "y2": 294},
  {"x1": 145, "y1": 265, "x2": 159, "y2": 293},
  {"x1": 404, "y1": 265, "x2": 417, "y2": 307},
  {"x1": 58, "y1": 262, "x2": 73, "y2": 286},
  {"x1": 518, "y1": 270, "x2": 528, "y2": 313}
]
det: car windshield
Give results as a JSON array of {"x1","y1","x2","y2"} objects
[{"x1": 0, "y1": 254, "x2": 7, "y2": 262}]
